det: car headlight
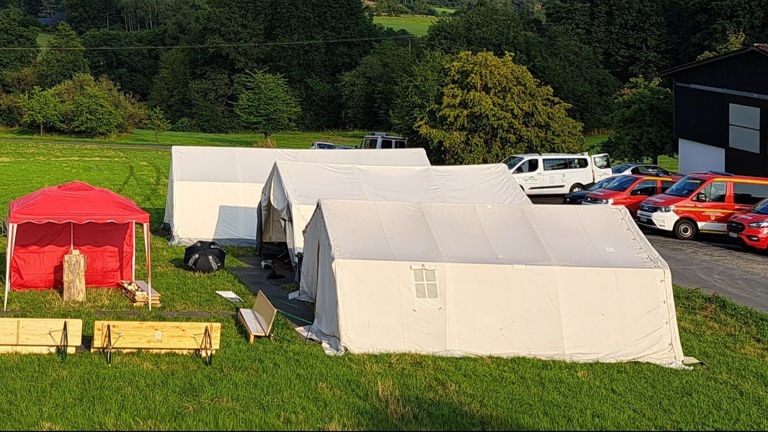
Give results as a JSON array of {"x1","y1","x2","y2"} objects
[
  {"x1": 657, "y1": 205, "x2": 675, "y2": 212},
  {"x1": 596, "y1": 198, "x2": 613, "y2": 204},
  {"x1": 748, "y1": 220, "x2": 768, "y2": 228}
]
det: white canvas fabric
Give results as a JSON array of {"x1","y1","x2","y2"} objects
[
  {"x1": 300, "y1": 199, "x2": 687, "y2": 368},
  {"x1": 260, "y1": 162, "x2": 531, "y2": 266},
  {"x1": 163, "y1": 146, "x2": 431, "y2": 245}
]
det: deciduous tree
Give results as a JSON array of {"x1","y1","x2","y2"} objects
[{"x1": 393, "y1": 51, "x2": 583, "y2": 165}]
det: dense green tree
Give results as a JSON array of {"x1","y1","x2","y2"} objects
[
  {"x1": 36, "y1": 22, "x2": 89, "y2": 88},
  {"x1": 235, "y1": 69, "x2": 300, "y2": 141},
  {"x1": 21, "y1": 86, "x2": 61, "y2": 135},
  {"x1": 601, "y1": 78, "x2": 675, "y2": 164},
  {"x1": 543, "y1": 0, "x2": 667, "y2": 82},
  {"x1": 340, "y1": 40, "x2": 414, "y2": 131},
  {"x1": 148, "y1": 48, "x2": 194, "y2": 124},
  {"x1": 60, "y1": 0, "x2": 120, "y2": 33},
  {"x1": 697, "y1": 31, "x2": 746, "y2": 60},
  {"x1": 393, "y1": 51, "x2": 583, "y2": 165},
  {"x1": 0, "y1": 7, "x2": 39, "y2": 84},
  {"x1": 70, "y1": 86, "x2": 123, "y2": 137},
  {"x1": 376, "y1": 0, "x2": 411, "y2": 16},
  {"x1": 81, "y1": 29, "x2": 161, "y2": 99},
  {"x1": 426, "y1": 4, "x2": 617, "y2": 131}
]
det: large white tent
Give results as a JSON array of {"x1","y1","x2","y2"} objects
[
  {"x1": 299, "y1": 199, "x2": 688, "y2": 368},
  {"x1": 163, "y1": 146, "x2": 430, "y2": 245},
  {"x1": 259, "y1": 162, "x2": 531, "y2": 267}
]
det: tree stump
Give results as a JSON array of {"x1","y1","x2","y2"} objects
[{"x1": 63, "y1": 250, "x2": 86, "y2": 302}]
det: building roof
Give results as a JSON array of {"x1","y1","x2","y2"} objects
[{"x1": 661, "y1": 43, "x2": 768, "y2": 77}]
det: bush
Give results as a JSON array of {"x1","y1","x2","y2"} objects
[{"x1": 171, "y1": 117, "x2": 197, "y2": 132}]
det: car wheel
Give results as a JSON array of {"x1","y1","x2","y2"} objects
[
  {"x1": 569, "y1": 183, "x2": 585, "y2": 193},
  {"x1": 673, "y1": 219, "x2": 697, "y2": 240}
]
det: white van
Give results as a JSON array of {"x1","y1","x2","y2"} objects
[
  {"x1": 359, "y1": 132, "x2": 408, "y2": 149},
  {"x1": 503, "y1": 152, "x2": 612, "y2": 194}
]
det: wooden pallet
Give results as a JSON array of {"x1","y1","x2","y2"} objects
[
  {"x1": 0, "y1": 318, "x2": 83, "y2": 355},
  {"x1": 91, "y1": 320, "x2": 221, "y2": 365},
  {"x1": 237, "y1": 290, "x2": 277, "y2": 343},
  {"x1": 119, "y1": 280, "x2": 161, "y2": 307}
]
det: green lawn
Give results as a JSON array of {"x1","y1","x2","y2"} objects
[
  {"x1": 373, "y1": 15, "x2": 440, "y2": 37},
  {"x1": 0, "y1": 141, "x2": 765, "y2": 429},
  {"x1": 0, "y1": 128, "x2": 368, "y2": 149},
  {"x1": 433, "y1": 7, "x2": 457, "y2": 15}
]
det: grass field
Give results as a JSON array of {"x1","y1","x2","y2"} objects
[
  {"x1": 373, "y1": 15, "x2": 440, "y2": 37},
  {"x1": 0, "y1": 140, "x2": 764, "y2": 429}
]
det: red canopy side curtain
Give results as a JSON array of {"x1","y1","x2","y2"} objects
[{"x1": 3, "y1": 182, "x2": 152, "y2": 311}]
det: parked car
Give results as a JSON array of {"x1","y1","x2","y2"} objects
[
  {"x1": 581, "y1": 174, "x2": 681, "y2": 218},
  {"x1": 359, "y1": 132, "x2": 407, "y2": 149},
  {"x1": 562, "y1": 176, "x2": 618, "y2": 205},
  {"x1": 310, "y1": 141, "x2": 336, "y2": 149},
  {"x1": 611, "y1": 163, "x2": 677, "y2": 176},
  {"x1": 726, "y1": 197, "x2": 768, "y2": 250},
  {"x1": 636, "y1": 171, "x2": 768, "y2": 240},
  {"x1": 502, "y1": 152, "x2": 612, "y2": 195}
]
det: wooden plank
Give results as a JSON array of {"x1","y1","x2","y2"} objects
[
  {"x1": 253, "y1": 291, "x2": 277, "y2": 337},
  {"x1": 0, "y1": 318, "x2": 83, "y2": 349},
  {"x1": 0, "y1": 346, "x2": 77, "y2": 354},
  {"x1": 134, "y1": 280, "x2": 161, "y2": 297},
  {"x1": 238, "y1": 309, "x2": 259, "y2": 343},
  {"x1": 91, "y1": 321, "x2": 221, "y2": 352}
]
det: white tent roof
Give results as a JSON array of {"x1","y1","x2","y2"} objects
[
  {"x1": 163, "y1": 146, "x2": 430, "y2": 245},
  {"x1": 300, "y1": 199, "x2": 686, "y2": 368},
  {"x1": 259, "y1": 161, "x2": 531, "y2": 264}
]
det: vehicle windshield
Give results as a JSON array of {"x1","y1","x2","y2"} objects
[
  {"x1": 502, "y1": 156, "x2": 524, "y2": 170},
  {"x1": 588, "y1": 176, "x2": 618, "y2": 191},
  {"x1": 664, "y1": 176, "x2": 704, "y2": 197},
  {"x1": 604, "y1": 176, "x2": 637, "y2": 192},
  {"x1": 751, "y1": 198, "x2": 768, "y2": 215},
  {"x1": 611, "y1": 163, "x2": 631, "y2": 174}
]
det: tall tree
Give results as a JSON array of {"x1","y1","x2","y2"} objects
[
  {"x1": 235, "y1": 69, "x2": 300, "y2": 142},
  {"x1": 36, "y1": 22, "x2": 89, "y2": 88},
  {"x1": 393, "y1": 51, "x2": 583, "y2": 165},
  {"x1": 21, "y1": 86, "x2": 62, "y2": 135},
  {"x1": 426, "y1": 4, "x2": 617, "y2": 131},
  {"x1": 340, "y1": 39, "x2": 414, "y2": 131},
  {"x1": 602, "y1": 78, "x2": 675, "y2": 164},
  {"x1": 0, "y1": 7, "x2": 38, "y2": 84},
  {"x1": 60, "y1": 0, "x2": 120, "y2": 33}
]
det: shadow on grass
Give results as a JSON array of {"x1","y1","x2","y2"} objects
[{"x1": 170, "y1": 258, "x2": 188, "y2": 270}]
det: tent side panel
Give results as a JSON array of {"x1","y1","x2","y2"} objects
[
  {"x1": 75, "y1": 222, "x2": 133, "y2": 287},
  {"x1": 170, "y1": 181, "x2": 262, "y2": 246},
  {"x1": 11, "y1": 223, "x2": 69, "y2": 290},
  {"x1": 449, "y1": 264, "x2": 565, "y2": 356},
  {"x1": 329, "y1": 260, "x2": 447, "y2": 354}
]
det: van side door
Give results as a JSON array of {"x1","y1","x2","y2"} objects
[
  {"x1": 543, "y1": 157, "x2": 569, "y2": 192},
  {"x1": 591, "y1": 154, "x2": 612, "y2": 182},
  {"x1": 512, "y1": 157, "x2": 543, "y2": 191},
  {"x1": 692, "y1": 180, "x2": 731, "y2": 233}
]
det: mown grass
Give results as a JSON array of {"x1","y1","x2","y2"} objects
[
  {"x1": 373, "y1": 15, "x2": 440, "y2": 37},
  {"x1": 0, "y1": 142, "x2": 766, "y2": 429},
  {"x1": 0, "y1": 128, "x2": 368, "y2": 149}
]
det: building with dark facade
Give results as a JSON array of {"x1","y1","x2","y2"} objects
[{"x1": 661, "y1": 44, "x2": 768, "y2": 176}]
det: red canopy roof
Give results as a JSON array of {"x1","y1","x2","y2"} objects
[{"x1": 8, "y1": 181, "x2": 149, "y2": 224}]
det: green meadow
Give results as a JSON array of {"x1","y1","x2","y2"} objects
[{"x1": 0, "y1": 140, "x2": 761, "y2": 430}]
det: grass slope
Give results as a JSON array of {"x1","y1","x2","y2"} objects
[
  {"x1": 0, "y1": 142, "x2": 760, "y2": 430},
  {"x1": 373, "y1": 15, "x2": 440, "y2": 37}
]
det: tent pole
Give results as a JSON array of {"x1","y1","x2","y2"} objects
[
  {"x1": 3, "y1": 224, "x2": 15, "y2": 312},
  {"x1": 144, "y1": 223, "x2": 151, "y2": 311},
  {"x1": 70, "y1": 222, "x2": 73, "y2": 252},
  {"x1": 131, "y1": 222, "x2": 136, "y2": 281},
  {"x1": 3, "y1": 223, "x2": 14, "y2": 311}
]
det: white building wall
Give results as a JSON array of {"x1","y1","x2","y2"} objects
[{"x1": 678, "y1": 139, "x2": 725, "y2": 174}]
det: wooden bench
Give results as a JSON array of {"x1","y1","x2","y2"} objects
[
  {"x1": 237, "y1": 290, "x2": 277, "y2": 343},
  {"x1": 0, "y1": 318, "x2": 83, "y2": 356},
  {"x1": 91, "y1": 320, "x2": 221, "y2": 365}
]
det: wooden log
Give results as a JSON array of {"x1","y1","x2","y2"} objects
[{"x1": 63, "y1": 250, "x2": 86, "y2": 302}]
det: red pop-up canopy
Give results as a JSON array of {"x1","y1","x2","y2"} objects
[{"x1": 4, "y1": 181, "x2": 153, "y2": 310}]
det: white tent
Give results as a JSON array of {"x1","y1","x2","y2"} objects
[
  {"x1": 299, "y1": 199, "x2": 687, "y2": 368},
  {"x1": 259, "y1": 162, "x2": 531, "y2": 267},
  {"x1": 163, "y1": 146, "x2": 431, "y2": 245}
]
